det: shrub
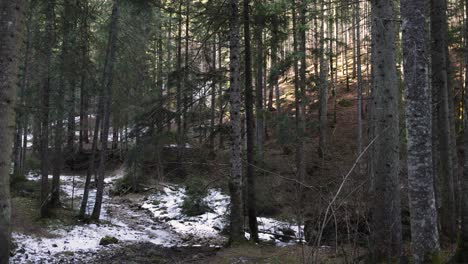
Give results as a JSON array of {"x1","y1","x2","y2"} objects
[{"x1": 181, "y1": 178, "x2": 211, "y2": 216}]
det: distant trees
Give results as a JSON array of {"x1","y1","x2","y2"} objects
[{"x1": 0, "y1": 0, "x2": 25, "y2": 262}]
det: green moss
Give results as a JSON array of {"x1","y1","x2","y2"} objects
[{"x1": 99, "y1": 236, "x2": 119, "y2": 246}]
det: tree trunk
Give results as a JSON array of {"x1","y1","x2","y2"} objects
[
  {"x1": 79, "y1": 90, "x2": 104, "y2": 218},
  {"x1": 456, "y1": 0, "x2": 468, "y2": 260},
  {"x1": 176, "y1": 0, "x2": 183, "y2": 147},
  {"x1": 271, "y1": 15, "x2": 280, "y2": 137},
  {"x1": 40, "y1": 0, "x2": 55, "y2": 218},
  {"x1": 0, "y1": 1, "x2": 24, "y2": 262},
  {"x1": 79, "y1": 0, "x2": 89, "y2": 152},
  {"x1": 370, "y1": 0, "x2": 403, "y2": 261},
  {"x1": 318, "y1": 0, "x2": 328, "y2": 157},
  {"x1": 228, "y1": 0, "x2": 244, "y2": 244},
  {"x1": 430, "y1": 0, "x2": 456, "y2": 241},
  {"x1": 255, "y1": 8, "x2": 264, "y2": 161},
  {"x1": 356, "y1": 2, "x2": 362, "y2": 156},
  {"x1": 243, "y1": 0, "x2": 259, "y2": 243},
  {"x1": 210, "y1": 38, "x2": 216, "y2": 151},
  {"x1": 91, "y1": 0, "x2": 120, "y2": 220},
  {"x1": 52, "y1": 0, "x2": 74, "y2": 208},
  {"x1": 183, "y1": 0, "x2": 190, "y2": 137},
  {"x1": 401, "y1": 0, "x2": 441, "y2": 262}
]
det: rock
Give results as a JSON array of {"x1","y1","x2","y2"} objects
[{"x1": 52, "y1": 244, "x2": 58, "y2": 248}]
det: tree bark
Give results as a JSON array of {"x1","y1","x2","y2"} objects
[
  {"x1": 0, "y1": 1, "x2": 24, "y2": 262},
  {"x1": 244, "y1": 0, "x2": 259, "y2": 243},
  {"x1": 370, "y1": 0, "x2": 402, "y2": 261},
  {"x1": 228, "y1": 0, "x2": 245, "y2": 244},
  {"x1": 430, "y1": 0, "x2": 456, "y2": 240},
  {"x1": 356, "y1": 2, "x2": 362, "y2": 156},
  {"x1": 401, "y1": 0, "x2": 441, "y2": 262},
  {"x1": 318, "y1": 0, "x2": 328, "y2": 157},
  {"x1": 456, "y1": 0, "x2": 468, "y2": 260},
  {"x1": 255, "y1": 5, "x2": 264, "y2": 161},
  {"x1": 40, "y1": 0, "x2": 55, "y2": 218}
]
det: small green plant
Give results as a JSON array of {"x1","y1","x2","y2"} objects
[{"x1": 181, "y1": 178, "x2": 211, "y2": 216}]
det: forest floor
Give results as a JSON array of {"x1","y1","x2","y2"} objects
[{"x1": 9, "y1": 169, "x2": 313, "y2": 263}]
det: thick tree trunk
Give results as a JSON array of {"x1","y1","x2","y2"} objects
[
  {"x1": 430, "y1": 0, "x2": 456, "y2": 240},
  {"x1": 401, "y1": 0, "x2": 441, "y2": 262},
  {"x1": 91, "y1": 0, "x2": 120, "y2": 220},
  {"x1": 228, "y1": 0, "x2": 244, "y2": 244},
  {"x1": 370, "y1": 0, "x2": 402, "y2": 261},
  {"x1": 0, "y1": 1, "x2": 24, "y2": 262}
]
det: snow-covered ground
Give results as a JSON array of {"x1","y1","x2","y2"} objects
[
  {"x1": 142, "y1": 186, "x2": 303, "y2": 246},
  {"x1": 11, "y1": 171, "x2": 303, "y2": 263}
]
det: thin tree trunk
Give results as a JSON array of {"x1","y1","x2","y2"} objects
[
  {"x1": 271, "y1": 15, "x2": 280, "y2": 137},
  {"x1": 52, "y1": 0, "x2": 73, "y2": 207},
  {"x1": 318, "y1": 0, "x2": 328, "y2": 157},
  {"x1": 401, "y1": 0, "x2": 441, "y2": 261},
  {"x1": 457, "y1": 0, "x2": 468, "y2": 258},
  {"x1": 183, "y1": 0, "x2": 190, "y2": 136},
  {"x1": 228, "y1": 0, "x2": 244, "y2": 244},
  {"x1": 218, "y1": 34, "x2": 225, "y2": 150},
  {"x1": 210, "y1": 38, "x2": 216, "y2": 151},
  {"x1": 244, "y1": 0, "x2": 259, "y2": 243},
  {"x1": 255, "y1": 8, "x2": 264, "y2": 161},
  {"x1": 91, "y1": 0, "x2": 120, "y2": 220},
  {"x1": 176, "y1": 0, "x2": 182, "y2": 146},
  {"x1": 79, "y1": 91, "x2": 104, "y2": 218},
  {"x1": 356, "y1": 2, "x2": 362, "y2": 156},
  {"x1": 40, "y1": 0, "x2": 55, "y2": 218}
]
